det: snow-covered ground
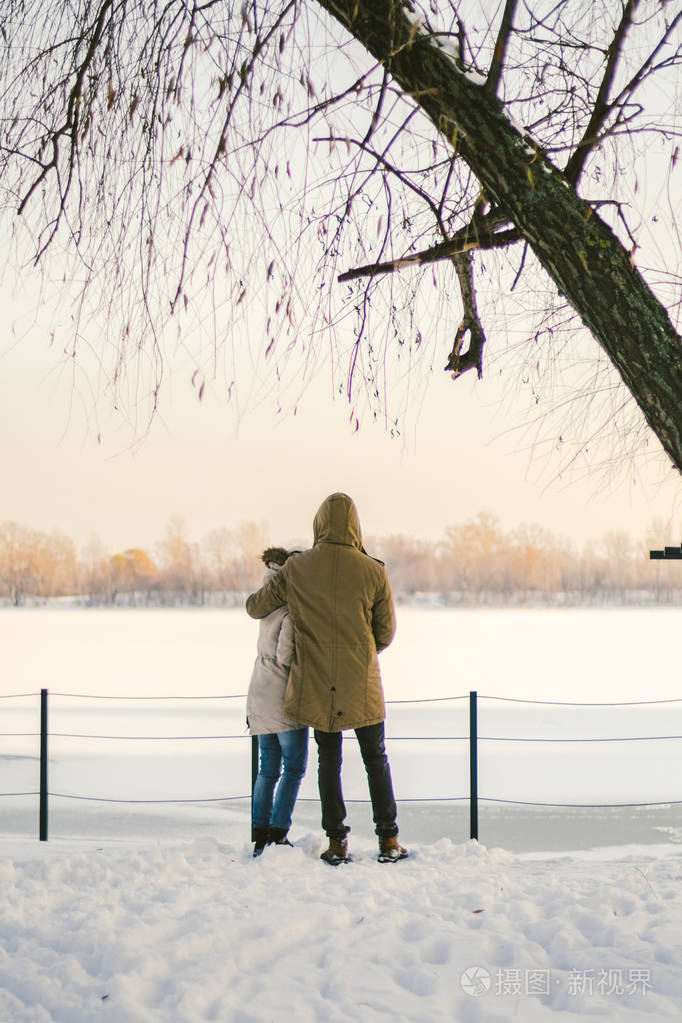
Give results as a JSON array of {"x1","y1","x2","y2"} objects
[
  {"x1": 2, "y1": 606, "x2": 682, "y2": 1020},
  {"x1": 2, "y1": 825, "x2": 682, "y2": 1022}
]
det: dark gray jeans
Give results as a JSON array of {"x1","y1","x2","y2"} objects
[{"x1": 314, "y1": 722, "x2": 399, "y2": 840}]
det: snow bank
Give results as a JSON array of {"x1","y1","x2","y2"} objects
[{"x1": 2, "y1": 833, "x2": 681, "y2": 1022}]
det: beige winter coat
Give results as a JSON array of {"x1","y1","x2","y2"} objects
[
  {"x1": 246, "y1": 493, "x2": 396, "y2": 732},
  {"x1": 245, "y1": 566, "x2": 304, "y2": 735}
]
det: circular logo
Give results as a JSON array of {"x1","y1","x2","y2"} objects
[{"x1": 461, "y1": 966, "x2": 492, "y2": 997}]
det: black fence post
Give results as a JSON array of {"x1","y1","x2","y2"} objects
[
  {"x1": 469, "y1": 690, "x2": 478, "y2": 841},
  {"x1": 40, "y1": 688, "x2": 48, "y2": 842},
  {"x1": 250, "y1": 735, "x2": 258, "y2": 842}
]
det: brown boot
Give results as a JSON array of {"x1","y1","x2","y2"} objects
[
  {"x1": 320, "y1": 837, "x2": 351, "y2": 865},
  {"x1": 378, "y1": 835, "x2": 408, "y2": 863}
]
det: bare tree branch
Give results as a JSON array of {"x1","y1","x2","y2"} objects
[
  {"x1": 315, "y1": 0, "x2": 682, "y2": 469},
  {"x1": 17, "y1": 0, "x2": 116, "y2": 259},
  {"x1": 337, "y1": 220, "x2": 520, "y2": 282},
  {"x1": 610, "y1": 7, "x2": 682, "y2": 110},
  {"x1": 485, "y1": 0, "x2": 518, "y2": 97},
  {"x1": 445, "y1": 250, "x2": 486, "y2": 379},
  {"x1": 564, "y1": 0, "x2": 638, "y2": 185},
  {"x1": 2, "y1": 0, "x2": 682, "y2": 477}
]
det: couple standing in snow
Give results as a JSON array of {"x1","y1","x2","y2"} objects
[{"x1": 245, "y1": 492, "x2": 408, "y2": 865}]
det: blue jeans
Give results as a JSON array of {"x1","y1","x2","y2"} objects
[
  {"x1": 252, "y1": 729, "x2": 309, "y2": 832},
  {"x1": 314, "y1": 722, "x2": 399, "y2": 840}
]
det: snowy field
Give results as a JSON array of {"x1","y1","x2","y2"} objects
[
  {"x1": 2, "y1": 827, "x2": 682, "y2": 1022},
  {"x1": 2, "y1": 606, "x2": 682, "y2": 1021}
]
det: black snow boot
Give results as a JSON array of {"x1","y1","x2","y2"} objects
[
  {"x1": 268, "y1": 827, "x2": 293, "y2": 847},
  {"x1": 252, "y1": 827, "x2": 269, "y2": 857}
]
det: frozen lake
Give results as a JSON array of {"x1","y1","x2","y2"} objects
[
  {"x1": 2, "y1": 605, "x2": 681, "y2": 852},
  {"x1": 3, "y1": 603, "x2": 680, "y2": 702}
]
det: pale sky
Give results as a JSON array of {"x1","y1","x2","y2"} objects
[{"x1": 2, "y1": 291, "x2": 681, "y2": 557}]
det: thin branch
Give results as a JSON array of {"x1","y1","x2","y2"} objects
[
  {"x1": 564, "y1": 0, "x2": 638, "y2": 185},
  {"x1": 312, "y1": 127, "x2": 449, "y2": 221},
  {"x1": 337, "y1": 220, "x2": 520, "y2": 282},
  {"x1": 362, "y1": 63, "x2": 390, "y2": 147},
  {"x1": 610, "y1": 8, "x2": 682, "y2": 110},
  {"x1": 171, "y1": 0, "x2": 297, "y2": 310},
  {"x1": 485, "y1": 0, "x2": 517, "y2": 97},
  {"x1": 17, "y1": 0, "x2": 116, "y2": 223},
  {"x1": 437, "y1": 153, "x2": 458, "y2": 222},
  {"x1": 511, "y1": 241, "x2": 528, "y2": 291}
]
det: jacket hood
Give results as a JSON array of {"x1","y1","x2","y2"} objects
[{"x1": 313, "y1": 493, "x2": 362, "y2": 549}]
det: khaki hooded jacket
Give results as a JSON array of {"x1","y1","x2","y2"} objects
[{"x1": 245, "y1": 493, "x2": 396, "y2": 732}]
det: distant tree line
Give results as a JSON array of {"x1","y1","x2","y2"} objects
[
  {"x1": 371, "y1": 513, "x2": 682, "y2": 606},
  {"x1": 0, "y1": 512, "x2": 680, "y2": 607},
  {"x1": 0, "y1": 516, "x2": 269, "y2": 607}
]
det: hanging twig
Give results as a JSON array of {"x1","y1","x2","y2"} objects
[{"x1": 444, "y1": 251, "x2": 486, "y2": 379}]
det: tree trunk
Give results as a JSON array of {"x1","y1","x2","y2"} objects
[{"x1": 314, "y1": 0, "x2": 682, "y2": 470}]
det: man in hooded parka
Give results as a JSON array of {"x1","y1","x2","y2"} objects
[{"x1": 246, "y1": 493, "x2": 408, "y2": 864}]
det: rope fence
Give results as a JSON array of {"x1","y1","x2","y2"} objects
[
  {"x1": 7, "y1": 690, "x2": 682, "y2": 705},
  {"x1": 3, "y1": 689, "x2": 682, "y2": 842}
]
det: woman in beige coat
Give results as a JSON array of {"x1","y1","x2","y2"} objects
[
  {"x1": 246, "y1": 494, "x2": 407, "y2": 865},
  {"x1": 246, "y1": 547, "x2": 308, "y2": 856}
]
